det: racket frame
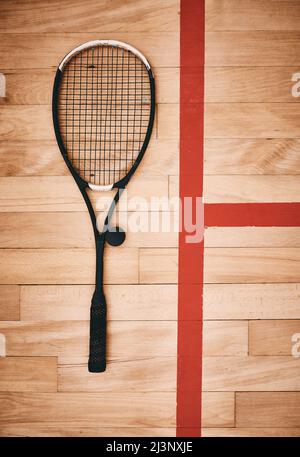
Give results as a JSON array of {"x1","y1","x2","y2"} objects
[{"x1": 52, "y1": 40, "x2": 155, "y2": 372}]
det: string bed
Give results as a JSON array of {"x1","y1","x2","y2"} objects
[{"x1": 58, "y1": 45, "x2": 151, "y2": 186}]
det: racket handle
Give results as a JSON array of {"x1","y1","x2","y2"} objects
[{"x1": 88, "y1": 291, "x2": 107, "y2": 372}]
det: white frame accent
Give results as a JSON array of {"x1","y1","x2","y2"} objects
[
  {"x1": 59, "y1": 39, "x2": 151, "y2": 71},
  {"x1": 88, "y1": 183, "x2": 113, "y2": 192}
]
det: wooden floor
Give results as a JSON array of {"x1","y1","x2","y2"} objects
[{"x1": 0, "y1": 0, "x2": 300, "y2": 437}]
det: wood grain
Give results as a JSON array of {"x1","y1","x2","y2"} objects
[
  {"x1": 206, "y1": 0, "x2": 300, "y2": 31},
  {"x1": 0, "y1": 247, "x2": 138, "y2": 284},
  {"x1": 0, "y1": 285, "x2": 19, "y2": 321},
  {"x1": 0, "y1": 0, "x2": 179, "y2": 33},
  {"x1": 249, "y1": 320, "x2": 300, "y2": 355},
  {"x1": 203, "y1": 356, "x2": 300, "y2": 391},
  {"x1": 203, "y1": 321, "x2": 248, "y2": 356},
  {"x1": 58, "y1": 356, "x2": 176, "y2": 392},
  {"x1": 20, "y1": 284, "x2": 177, "y2": 321},
  {"x1": 0, "y1": 212, "x2": 178, "y2": 248},
  {"x1": 0, "y1": 320, "x2": 245, "y2": 358},
  {"x1": 205, "y1": 103, "x2": 300, "y2": 139},
  {"x1": 0, "y1": 139, "x2": 179, "y2": 177},
  {"x1": 0, "y1": 321, "x2": 177, "y2": 358},
  {"x1": 205, "y1": 227, "x2": 300, "y2": 248},
  {"x1": 171, "y1": 174, "x2": 300, "y2": 203},
  {"x1": 204, "y1": 248, "x2": 300, "y2": 283},
  {"x1": 0, "y1": 357, "x2": 57, "y2": 392},
  {"x1": 204, "y1": 138, "x2": 300, "y2": 175},
  {"x1": 0, "y1": 68, "x2": 179, "y2": 105},
  {"x1": 140, "y1": 247, "x2": 300, "y2": 284},
  {"x1": 205, "y1": 67, "x2": 299, "y2": 103},
  {"x1": 0, "y1": 33, "x2": 178, "y2": 70},
  {"x1": 0, "y1": 105, "x2": 178, "y2": 142},
  {"x1": 202, "y1": 428, "x2": 300, "y2": 437},
  {"x1": 157, "y1": 104, "x2": 179, "y2": 139},
  {"x1": 0, "y1": 392, "x2": 176, "y2": 427},
  {"x1": 204, "y1": 175, "x2": 300, "y2": 203},
  {"x1": 0, "y1": 176, "x2": 168, "y2": 212},
  {"x1": 139, "y1": 248, "x2": 178, "y2": 284},
  {"x1": 0, "y1": 424, "x2": 176, "y2": 437},
  {"x1": 202, "y1": 392, "x2": 235, "y2": 428},
  {"x1": 204, "y1": 283, "x2": 300, "y2": 320},
  {"x1": 236, "y1": 392, "x2": 300, "y2": 427},
  {"x1": 0, "y1": 106, "x2": 53, "y2": 141},
  {"x1": 206, "y1": 32, "x2": 300, "y2": 66},
  {"x1": 0, "y1": 105, "x2": 167, "y2": 141}
]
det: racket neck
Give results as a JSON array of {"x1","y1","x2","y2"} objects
[{"x1": 94, "y1": 234, "x2": 106, "y2": 297}]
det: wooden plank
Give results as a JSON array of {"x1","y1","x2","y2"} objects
[
  {"x1": 0, "y1": 105, "x2": 178, "y2": 142},
  {"x1": 0, "y1": 357, "x2": 57, "y2": 392},
  {"x1": 139, "y1": 248, "x2": 178, "y2": 283},
  {"x1": 203, "y1": 356, "x2": 300, "y2": 391},
  {"x1": 0, "y1": 392, "x2": 176, "y2": 427},
  {"x1": 206, "y1": 32, "x2": 300, "y2": 66},
  {"x1": 203, "y1": 321, "x2": 248, "y2": 356},
  {"x1": 0, "y1": 0, "x2": 179, "y2": 33},
  {"x1": 58, "y1": 356, "x2": 176, "y2": 392},
  {"x1": 0, "y1": 68, "x2": 179, "y2": 105},
  {"x1": 204, "y1": 138, "x2": 300, "y2": 175},
  {"x1": 202, "y1": 392, "x2": 235, "y2": 428},
  {"x1": 204, "y1": 283, "x2": 300, "y2": 320},
  {"x1": 0, "y1": 424, "x2": 176, "y2": 437},
  {"x1": 158, "y1": 104, "x2": 179, "y2": 140},
  {"x1": 0, "y1": 139, "x2": 179, "y2": 177},
  {"x1": 0, "y1": 247, "x2": 138, "y2": 284},
  {"x1": 0, "y1": 176, "x2": 168, "y2": 212},
  {"x1": 236, "y1": 392, "x2": 300, "y2": 427},
  {"x1": 206, "y1": 0, "x2": 300, "y2": 31},
  {"x1": 0, "y1": 213, "x2": 95, "y2": 249},
  {"x1": 141, "y1": 247, "x2": 300, "y2": 284},
  {"x1": 249, "y1": 320, "x2": 300, "y2": 355},
  {"x1": 0, "y1": 285, "x2": 19, "y2": 321},
  {"x1": 0, "y1": 212, "x2": 178, "y2": 248},
  {"x1": 205, "y1": 103, "x2": 300, "y2": 139},
  {"x1": 0, "y1": 106, "x2": 53, "y2": 141},
  {"x1": 0, "y1": 141, "x2": 66, "y2": 177},
  {"x1": 0, "y1": 321, "x2": 177, "y2": 357},
  {"x1": 202, "y1": 428, "x2": 300, "y2": 437},
  {"x1": 205, "y1": 227, "x2": 300, "y2": 248},
  {"x1": 204, "y1": 175, "x2": 300, "y2": 203},
  {"x1": 172, "y1": 174, "x2": 300, "y2": 203},
  {"x1": 205, "y1": 67, "x2": 300, "y2": 102},
  {"x1": 20, "y1": 284, "x2": 177, "y2": 321},
  {"x1": 0, "y1": 33, "x2": 178, "y2": 69},
  {"x1": 0, "y1": 105, "x2": 166, "y2": 142},
  {"x1": 204, "y1": 248, "x2": 300, "y2": 283}
]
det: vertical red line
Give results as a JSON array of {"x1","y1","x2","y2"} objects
[{"x1": 177, "y1": 0, "x2": 205, "y2": 437}]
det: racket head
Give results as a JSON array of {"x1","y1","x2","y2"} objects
[{"x1": 52, "y1": 40, "x2": 155, "y2": 191}]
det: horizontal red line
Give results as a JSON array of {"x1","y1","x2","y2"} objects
[{"x1": 205, "y1": 202, "x2": 300, "y2": 227}]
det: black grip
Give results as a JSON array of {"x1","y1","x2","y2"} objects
[{"x1": 88, "y1": 292, "x2": 107, "y2": 372}]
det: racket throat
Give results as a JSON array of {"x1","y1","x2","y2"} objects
[{"x1": 94, "y1": 234, "x2": 106, "y2": 296}]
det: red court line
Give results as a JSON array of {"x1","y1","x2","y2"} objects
[
  {"x1": 205, "y1": 203, "x2": 300, "y2": 227},
  {"x1": 177, "y1": 0, "x2": 205, "y2": 437}
]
